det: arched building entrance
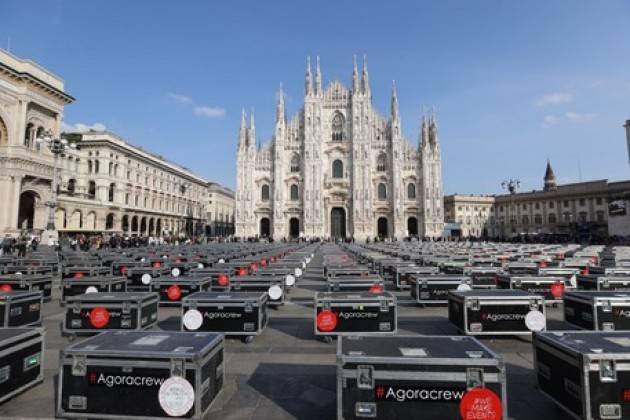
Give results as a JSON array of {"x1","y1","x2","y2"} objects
[
  {"x1": 260, "y1": 217, "x2": 270, "y2": 238},
  {"x1": 377, "y1": 217, "x2": 388, "y2": 239},
  {"x1": 289, "y1": 218, "x2": 300, "y2": 239},
  {"x1": 18, "y1": 191, "x2": 38, "y2": 230},
  {"x1": 407, "y1": 217, "x2": 418, "y2": 237},
  {"x1": 330, "y1": 208, "x2": 346, "y2": 239}
]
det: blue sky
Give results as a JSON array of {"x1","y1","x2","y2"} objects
[{"x1": 2, "y1": 1, "x2": 629, "y2": 192}]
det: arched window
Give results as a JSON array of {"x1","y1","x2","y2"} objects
[
  {"x1": 332, "y1": 159, "x2": 343, "y2": 178},
  {"x1": 67, "y1": 179, "x2": 76, "y2": 195},
  {"x1": 261, "y1": 184, "x2": 270, "y2": 201},
  {"x1": 534, "y1": 214, "x2": 543, "y2": 225},
  {"x1": 331, "y1": 113, "x2": 344, "y2": 141},
  {"x1": 105, "y1": 213, "x2": 114, "y2": 230},
  {"x1": 290, "y1": 154, "x2": 300, "y2": 172},
  {"x1": 407, "y1": 183, "x2": 416, "y2": 199},
  {"x1": 108, "y1": 183, "x2": 115, "y2": 202},
  {"x1": 376, "y1": 153, "x2": 386, "y2": 172},
  {"x1": 549, "y1": 213, "x2": 557, "y2": 224},
  {"x1": 35, "y1": 127, "x2": 44, "y2": 151},
  {"x1": 88, "y1": 181, "x2": 96, "y2": 199},
  {"x1": 88, "y1": 161, "x2": 93, "y2": 174},
  {"x1": 24, "y1": 123, "x2": 33, "y2": 147},
  {"x1": 94, "y1": 160, "x2": 100, "y2": 174},
  {"x1": 108, "y1": 162, "x2": 113, "y2": 176},
  {"x1": 290, "y1": 184, "x2": 299, "y2": 201},
  {"x1": 378, "y1": 183, "x2": 387, "y2": 200}
]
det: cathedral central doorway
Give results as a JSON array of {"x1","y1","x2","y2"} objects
[
  {"x1": 18, "y1": 191, "x2": 38, "y2": 230},
  {"x1": 330, "y1": 207, "x2": 346, "y2": 239},
  {"x1": 407, "y1": 217, "x2": 418, "y2": 236},
  {"x1": 377, "y1": 217, "x2": 388, "y2": 239},
  {"x1": 260, "y1": 217, "x2": 270, "y2": 238},
  {"x1": 289, "y1": 218, "x2": 299, "y2": 239}
]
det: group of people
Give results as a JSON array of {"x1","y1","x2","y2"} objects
[{"x1": 0, "y1": 231, "x2": 39, "y2": 257}]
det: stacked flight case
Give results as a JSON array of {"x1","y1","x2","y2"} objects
[
  {"x1": 410, "y1": 275, "x2": 472, "y2": 305},
  {"x1": 533, "y1": 331, "x2": 630, "y2": 420},
  {"x1": 149, "y1": 276, "x2": 211, "y2": 305},
  {"x1": 0, "y1": 328, "x2": 45, "y2": 404},
  {"x1": 0, "y1": 291, "x2": 42, "y2": 327},
  {"x1": 61, "y1": 276, "x2": 127, "y2": 303},
  {"x1": 337, "y1": 335, "x2": 508, "y2": 419},
  {"x1": 63, "y1": 292, "x2": 159, "y2": 336},
  {"x1": 57, "y1": 331, "x2": 224, "y2": 419},
  {"x1": 314, "y1": 292, "x2": 397, "y2": 339},
  {"x1": 563, "y1": 291, "x2": 630, "y2": 331},
  {"x1": 181, "y1": 292, "x2": 268, "y2": 343},
  {"x1": 448, "y1": 289, "x2": 546, "y2": 335},
  {"x1": 0, "y1": 274, "x2": 53, "y2": 301}
]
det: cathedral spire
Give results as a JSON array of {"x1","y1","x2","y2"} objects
[
  {"x1": 305, "y1": 56, "x2": 313, "y2": 96},
  {"x1": 391, "y1": 80, "x2": 399, "y2": 121},
  {"x1": 352, "y1": 55, "x2": 359, "y2": 93},
  {"x1": 315, "y1": 56, "x2": 322, "y2": 96},
  {"x1": 420, "y1": 113, "x2": 429, "y2": 149},
  {"x1": 428, "y1": 108, "x2": 439, "y2": 146},
  {"x1": 361, "y1": 54, "x2": 370, "y2": 96},
  {"x1": 248, "y1": 109, "x2": 256, "y2": 148},
  {"x1": 276, "y1": 82, "x2": 285, "y2": 124},
  {"x1": 239, "y1": 108, "x2": 247, "y2": 149},
  {"x1": 543, "y1": 159, "x2": 557, "y2": 191}
]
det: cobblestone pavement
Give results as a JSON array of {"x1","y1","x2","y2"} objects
[{"x1": 0, "y1": 251, "x2": 572, "y2": 419}]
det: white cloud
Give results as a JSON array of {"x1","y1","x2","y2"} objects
[
  {"x1": 535, "y1": 92, "x2": 573, "y2": 107},
  {"x1": 542, "y1": 115, "x2": 559, "y2": 127},
  {"x1": 166, "y1": 92, "x2": 193, "y2": 105},
  {"x1": 61, "y1": 121, "x2": 106, "y2": 133},
  {"x1": 565, "y1": 111, "x2": 596, "y2": 122},
  {"x1": 194, "y1": 106, "x2": 226, "y2": 119}
]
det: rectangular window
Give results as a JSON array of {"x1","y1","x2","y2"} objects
[
  {"x1": 596, "y1": 197, "x2": 603, "y2": 205},
  {"x1": 579, "y1": 198, "x2": 585, "y2": 206},
  {"x1": 549, "y1": 201, "x2": 555, "y2": 209},
  {"x1": 564, "y1": 200, "x2": 569, "y2": 208}
]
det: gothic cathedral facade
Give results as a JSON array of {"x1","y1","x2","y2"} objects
[{"x1": 235, "y1": 57, "x2": 444, "y2": 241}]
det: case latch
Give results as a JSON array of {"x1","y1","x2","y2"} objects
[
  {"x1": 122, "y1": 301, "x2": 131, "y2": 314},
  {"x1": 323, "y1": 300, "x2": 331, "y2": 311},
  {"x1": 514, "y1": 278, "x2": 522, "y2": 288},
  {"x1": 357, "y1": 365, "x2": 374, "y2": 390},
  {"x1": 469, "y1": 299, "x2": 480, "y2": 311},
  {"x1": 529, "y1": 299, "x2": 539, "y2": 311},
  {"x1": 355, "y1": 402, "x2": 377, "y2": 418},
  {"x1": 602, "y1": 300, "x2": 612, "y2": 313},
  {"x1": 245, "y1": 301, "x2": 253, "y2": 313},
  {"x1": 379, "y1": 298, "x2": 389, "y2": 313},
  {"x1": 170, "y1": 358, "x2": 185, "y2": 377},
  {"x1": 71, "y1": 355, "x2": 87, "y2": 376},
  {"x1": 466, "y1": 368, "x2": 484, "y2": 389},
  {"x1": 599, "y1": 360, "x2": 617, "y2": 383}
]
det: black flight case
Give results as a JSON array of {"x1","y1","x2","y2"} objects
[
  {"x1": 448, "y1": 289, "x2": 547, "y2": 336},
  {"x1": 149, "y1": 276, "x2": 211, "y2": 306},
  {"x1": 327, "y1": 277, "x2": 385, "y2": 293},
  {"x1": 496, "y1": 274, "x2": 570, "y2": 303},
  {"x1": 577, "y1": 275, "x2": 630, "y2": 292},
  {"x1": 61, "y1": 275, "x2": 127, "y2": 303},
  {"x1": 533, "y1": 331, "x2": 630, "y2": 420},
  {"x1": 181, "y1": 291, "x2": 268, "y2": 343},
  {"x1": 410, "y1": 275, "x2": 472, "y2": 305},
  {"x1": 0, "y1": 274, "x2": 53, "y2": 301},
  {"x1": 315, "y1": 292, "x2": 397, "y2": 341},
  {"x1": 0, "y1": 328, "x2": 44, "y2": 404},
  {"x1": 57, "y1": 331, "x2": 224, "y2": 419},
  {"x1": 229, "y1": 275, "x2": 285, "y2": 307},
  {"x1": 564, "y1": 291, "x2": 630, "y2": 331},
  {"x1": 63, "y1": 292, "x2": 159, "y2": 336},
  {"x1": 337, "y1": 335, "x2": 508, "y2": 419},
  {"x1": 0, "y1": 290, "x2": 42, "y2": 327}
]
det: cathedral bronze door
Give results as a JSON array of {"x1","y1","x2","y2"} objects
[
  {"x1": 330, "y1": 207, "x2": 346, "y2": 239},
  {"x1": 377, "y1": 217, "x2": 388, "y2": 239},
  {"x1": 289, "y1": 218, "x2": 299, "y2": 239},
  {"x1": 259, "y1": 217, "x2": 270, "y2": 238},
  {"x1": 407, "y1": 217, "x2": 418, "y2": 236}
]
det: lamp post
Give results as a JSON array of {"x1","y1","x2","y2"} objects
[
  {"x1": 501, "y1": 178, "x2": 520, "y2": 239},
  {"x1": 36, "y1": 129, "x2": 77, "y2": 243}
]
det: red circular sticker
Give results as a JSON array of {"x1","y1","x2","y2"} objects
[
  {"x1": 249, "y1": 263, "x2": 258, "y2": 272},
  {"x1": 120, "y1": 266, "x2": 128, "y2": 275},
  {"x1": 73, "y1": 272, "x2": 84, "y2": 279},
  {"x1": 153, "y1": 262, "x2": 162, "y2": 268},
  {"x1": 175, "y1": 258, "x2": 182, "y2": 263},
  {"x1": 317, "y1": 310, "x2": 338, "y2": 332},
  {"x1": 581, "y1": 266, "x2": 590, "y2": 275},
  {"x1": 217, "y1": 274, "x2": 229, "y2": 287},
  {"x1": 369, "y1": 284, "x2": 384, "y2": 294},
  {"x1": 538, "y1": 260, "x2": 547, "y2": 268},
  {"x1": 90, "y1": 307, "x2": 110, "y2": 329},
  {"x1": 361, "y1": 271, "x2": 369, "y2": 278},
  {"x1": 460, "y1": 387, "x2": 502, "y2": 420},
  {"x1": 260, "y1": 258, "x2": 267, "y2": 267},
  {"x1": 551, "y1": 282, "x2": 565, "y2": 299},
  {"x1": 0, "y1": 284, "x2": 12, "y2": 292},
  {"x1": 238, "y1": 268, "x2": 247, "y2": 276},
  {"x1": 167, "y1": 285, "x2": 182, "y2": 301}
]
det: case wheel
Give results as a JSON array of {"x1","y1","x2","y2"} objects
[
  {"x1": 243, "y1": 335, "x2": 254, "y2": 344},
  {"x1": 323, "y1": 336, "x2": 334, "y2": 344}
]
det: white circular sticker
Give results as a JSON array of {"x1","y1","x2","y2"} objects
[
  {"x1": 141, "y1": 274, "x2": 152, "y2": 285},
  {"x1": 306, "y1": 257, "x2": 312, "y2": 265},
  {"x1": 457, "y1": 284, "x2": 472, "y2": 292},
  {"x1": 268, "y1": 285, "x2": 283, "y2": 300},
  {"x1": 182, "y1": 309, "x2": 203, "y2": 331},
  {"x1": 525, "y1": 310, "x2": 546, "y2": 332},
  {"x1": 162, "y1": 255, "x2": 168, "y2": 260},
  {"x1": 301, "y1": 261, "x2": 306, "y2": 269},
  {"x1": 295, "y1": 268, "x2": 303, "y2": 277},
  {"x1": 15, "y1": 271, "x2": 23, "y2": 276},
  {"x1": 85, "y1": 286, "x2": 99, "y2": 294},
  {"x1": 218, "y1": 258, "x2": 225, "y2": 264},
  {"x1": 141, "y1": 258, "x2": 146, "y2": 263},
  {"x1": 285, "y1": 274, "x2": 296, "y2": 287},
  {"x1": 158, "y1": 376, "x2": 195, "y2": 417},
  {"x1": 197, "y1": 263, "x2": 204, "y2": 269},
  {"x1": 171, "y1": 268, "x2": 181, "y2": 278}
]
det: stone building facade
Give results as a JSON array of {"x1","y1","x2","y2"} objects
[
  {"x1": 235, "y1": 57, "x2": 444, "y2": 241},
  {"x1": 206, "y1": 182, "x2": 235, "y2": 237},
  {"x1": 0, "y1": 48, "x2": 234, "y2": 238},
  {"x1": 443, "y1": 195, "x2": 494, "y2": 237}
]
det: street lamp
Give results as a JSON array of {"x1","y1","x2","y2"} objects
[
  {"x1": 501, "y1": 178, "x2": 520, "y2": 238},
  {"x1": 36, "y1": 129, "x2": 77, "y2": 242}
]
